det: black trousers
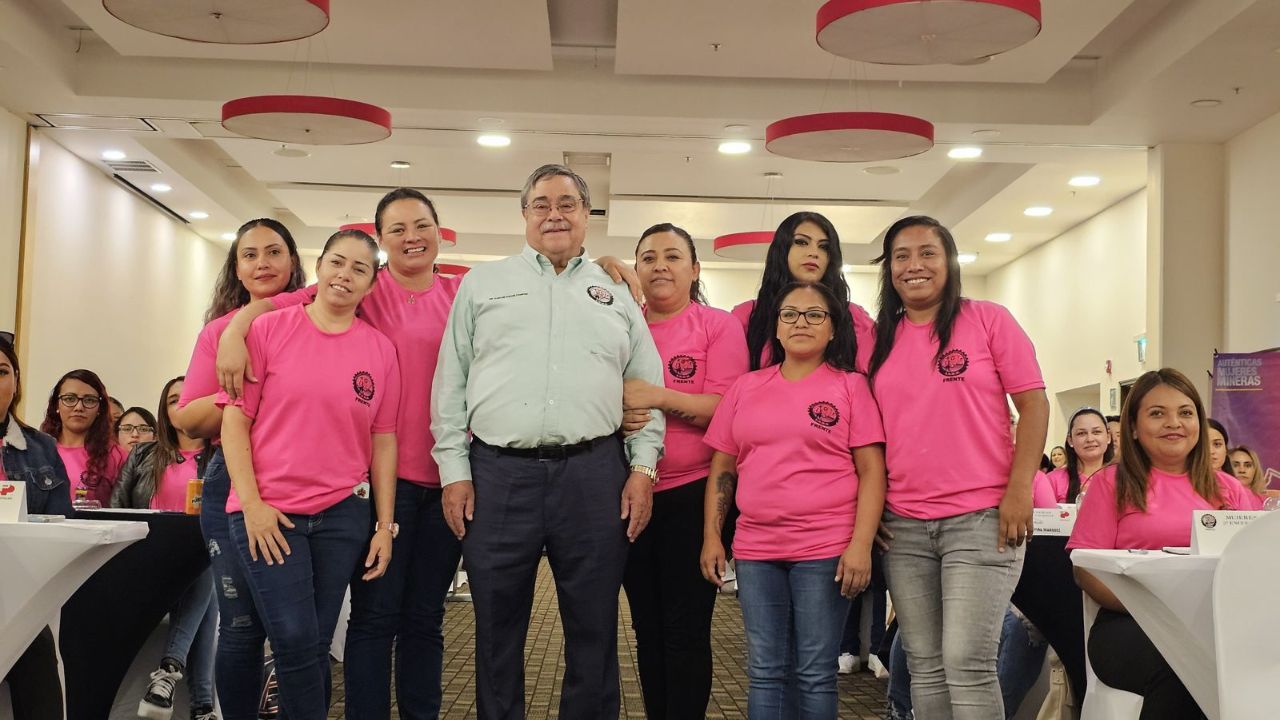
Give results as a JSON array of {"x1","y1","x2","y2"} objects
[
  {"x1": 1089, "y1": 609, "x2": 1206, "y2": 720},
  {"x1": 464, "y1": 437, "x2": 631, "y2": 720},
  {"x1": 5, "y1": 626, "x2": 64, "y2": 720},
  {"x1": 622, "y1": 477, "x2": 717, "y2": 720},
  {"x1": 1010, "y1": 536, "x2": 1085, "y2": 700}
]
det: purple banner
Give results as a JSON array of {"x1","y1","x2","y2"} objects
[{"x1": 1212, "y1": 352, "x2": 1280, "y2": 489}]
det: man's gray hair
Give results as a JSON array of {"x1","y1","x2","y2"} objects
[{"x1": 520, "y1": 164, "x2": 591, "y2": 209}]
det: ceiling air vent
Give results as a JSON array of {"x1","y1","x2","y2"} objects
[
  {"x1": 105, "y1": 159, "x2": 160, "y2": 173},
  {"x1": 589, "y1": 208, "x2": 607, "y2": 217},
  {"x1": 35, "y1": 114, "x2": 157, "y2": 131}
]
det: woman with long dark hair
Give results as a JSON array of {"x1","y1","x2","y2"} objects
[
  {"x1": 112, "y1": 376, "x2": 217, "y2": 720},
  {"x1": 41, "y1": 368, "x2": 126, "y2": 507},
  {"x1": 868, "y1": 215, "x2": 1049, "y2": 719},
  {"x1": 116, "y1": 406, "x2": 157, "y2": 452},
  {"x1": 731, "y1": 211, "x2": 876, "y2": 372},
  {"x1": 1207, "y1": 418, "x2": 1232, "y2": 474},
  {"x1": 622, "y1": 222, "x2": 748, "y2": 718},
  {"x1": 1045, "y1": 406, "x2": 1114, "y2": 503},
  {"x1": 1070, "y1": 369, "x2": 1259, "y2": 719},
  {"x1": 1, "y1": 334, "x2": 73, "y2": 720},
  {"x1": 703, "y1": 281, "x2": 886, "y2": 719},
  {"x1": 172, "y1": 216, "x2": 306, "y2": 720}
]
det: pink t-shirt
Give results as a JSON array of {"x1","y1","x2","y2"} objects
[
  {"x1": 704, "y1": 364, "x2": 885, "y2": 561},
  {"x1": 271, "y1": 273, "x2": 460, "y2": 487},
  {"x1": 59, "y1": 443, "x2": 126, "y2": 505},
  {"x1": 1032, "y1": 470, "x2": 1057, "y2": 509},
  {"x1": 872, "y1": 300, "x2": 1045, "y2": 520},
  {"x1": 1044, "y1": 466, "x2": 1105, "y2": 504},
  {"x1": 1068, "y1": 465, "x2": 1262, "y2": 550},
  {"x1": 177, "y1": 309, "x2": 242, "y2": 444},
  {"x1": 150, "y1": 448, "x2": 202, "y2": 511},
  {"x1": 646, "y1": 302, "x2": 749, "y2": 492},
  {"x1": 217, "y1": 305, "x2": 401, "y2": 515},
  {"x1": 730, "y1": 299, "x2": 876, "y2": 373}
]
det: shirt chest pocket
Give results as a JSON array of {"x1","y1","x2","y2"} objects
[{"x1": 11, "y1": 465, "x2": 65, "y2": 493}]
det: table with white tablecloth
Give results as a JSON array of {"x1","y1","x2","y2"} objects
[{"x1": 0, "y1": 519, "x2": 149, "y2": 677}]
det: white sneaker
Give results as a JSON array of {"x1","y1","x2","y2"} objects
[
  {"x1": 868, "y1": 654, "x2": 888, "y2": 678},
  {"x1": 837, "y1": 652, "x2": 860, "y2": 675}
]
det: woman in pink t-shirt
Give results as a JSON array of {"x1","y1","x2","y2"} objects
[
  {"x1": 111, "y1": 376, "x2": 218, "y2": 719},
  {"x1": 1046, "y1": 406, "x2": 1115, "y2": 504},
  {"x1": 40, "y1": 369, "x2": 126, "y2": 507},
  {"x1": 1069, "y1": 368, "x2": 1258, "y2": 719},
  {"x1": 172, "y1": 217, "x2": 307, "y2": 720},
  {"x1": 702, "y1": 281, "x2": 886, "y2": 719},
  {"x1": 730, "y1": 211, "x2": 877, "y2": 373},
  {"x1": 867, "y1": 216, "x2": 1050, "y2": 719},
  {"x1": 621, "y1": 223, "x2": 748, "y2": 718},
  {"x1": 220, "y1": 229, "x2": 400, "y2": 719}
]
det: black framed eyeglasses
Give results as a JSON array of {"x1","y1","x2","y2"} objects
[
  {"x1": 118, "y1": 424, "x2": 155, "y2": 436},
  {"x1": 58, "y1": 393, "x2": 101, "y2": 410},
  {"x1": 778, "y1": 309, "x2": 830, "y2": 325}
]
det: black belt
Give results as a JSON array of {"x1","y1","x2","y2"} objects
[{"x1": 474, "y1": 434, "x2": 618, "y2": 461}]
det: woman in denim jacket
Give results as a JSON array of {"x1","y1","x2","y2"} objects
[{"x1": 0, "y1": 333, "x2": 72, "y2": 720}]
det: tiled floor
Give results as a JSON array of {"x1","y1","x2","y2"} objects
[{"x1": 327, "y1": 559, "x2": 889, "y2": 719}]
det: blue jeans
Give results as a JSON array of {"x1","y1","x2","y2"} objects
[
  {"x1": 163, "y1": 567, "x2": 218, "y2": 707},
  {"x1": 883, "y1": 508, "x2": 1025, "y2": 720},
  {"x1": 230, "y1": 494, "x2": 370, "y2": 720},
  {"x1": 344, "y1": 480, "x2": 462, "y2": 720},
  {"x1": 888, "y1": 608, "x2": 1048, "y2": 719},
  {"x1": 736, "y1": 557, "x2": 848, "y2": 720},
  {"x1": 201, "y1": 449, "x2": 276, "y2": 720},
  {"x1": 841, "y1": 548, "x2": 887, "y2": 656}
]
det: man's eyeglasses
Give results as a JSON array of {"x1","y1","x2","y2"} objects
[
  {"x1": 118, "y1": 424, "x2": 155, "y2": 436},
  {"x1": 778, "y1": 309, "x2": 831, "y2": 325},
  {"x1": 523, "y1": 197, "x2": 584, "y2": 218},
  {"x1": 58, "y1": 394, "x2": 101, "y2": 410}
]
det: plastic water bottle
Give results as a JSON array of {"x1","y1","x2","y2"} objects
[{"x1": 1263, "y1": 496, "x2": 1280, "y2": 512}]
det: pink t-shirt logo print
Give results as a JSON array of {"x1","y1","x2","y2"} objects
[
  {"x1": 352, "y1": 371, "x2": 377, "y2": 406},
  {"x1": 586, "y1": 285, "x2": 614, "y2": 306},
  {"x1": 937, "y1": 348, "x2": 970, "y2": 380},
  {"x1": 668, "y1": 354, "x2": 698, "y2": 382},
  {"x1": 808, "y1": 401, "x2": 841, "y2": 430}
]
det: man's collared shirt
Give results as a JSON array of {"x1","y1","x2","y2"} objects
[{"x1": 431, "y1": 244, "x2": 665, "y2": 485}]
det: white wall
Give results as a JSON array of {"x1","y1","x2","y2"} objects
[
  {"x1": 0, "y1": 107, "x2": 26, "y2": 334},
  {"x1": 984, "y1": 191, "x2": 1148, "y2": 444},
  {"x1": 699, "y1": 266, "x2": 926, "y2": 317},
  {"x1": 1225, "y1": 112, "x2": 1280, "y2": 353},
  {"x1": 17, "y1": 132, "x2": 224, "y2": 424}
]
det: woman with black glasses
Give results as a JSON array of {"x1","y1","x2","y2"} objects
[{"x1": 40, "y1": 369, "x2": 125, "y2": 507}]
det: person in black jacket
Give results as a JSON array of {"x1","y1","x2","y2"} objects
[
  {"x1": 0, "y1": 332, "x2": 72, "y2": 720},
  {"x1": 111, "y1": 376, "x2": 217, "y2": 720}
]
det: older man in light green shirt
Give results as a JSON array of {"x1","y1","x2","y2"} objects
[{"x1": 431, "y1": 164, "x2": 664, "y2": 720}]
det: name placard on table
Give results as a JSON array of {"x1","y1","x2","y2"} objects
[
  {"x1": 0, "y1": 480, "x2": 28, "y2": 522},
  {"x1": 1033, "y1": 504, "x2": 1077, "y2": 536},
  {"x1": 1190, "y1": 509, "x2": 1267, "y2": 555}
]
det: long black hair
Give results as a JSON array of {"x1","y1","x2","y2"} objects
[
  {"x1": 746, "y1": 212, "x2": 851, "y2": 370},
  {"x1": 868, "y1": 215, "x2": 964, "y2": 379},
  {"x1": 634, "y1": 223, "x2": 707, "y2": 305},
  {"x1": 205, "y1": 218, "x2": 306, "y2": 323},
  {"x1": 1207, "y1": 418, "x2": 1231, "y2": 473},
  {"x1": 767, "y1": 282, "x2": 858, "y2": 372},
  {"x1": 1063, "y1": 407, "x2": 1115, "y2": 502}
]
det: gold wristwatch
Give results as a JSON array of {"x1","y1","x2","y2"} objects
[{"x1": 630, "y1": 464, "x2": 658, "y2": 484}]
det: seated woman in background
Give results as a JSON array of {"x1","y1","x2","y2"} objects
[
  {"x1": 40, "y1": 369, "x2": 126, "y2": 506},
  {"x1": 1228, "y1": 445, "x2": 1271, "y2": 498},
  {"x1": 0, "y1": 334, "x2": 73, "y2": 720},
  {"x1": 116, "y1": 405, "x2": 157, "y2": 452},
  {"x1": 1049, "y1": 445, "x2": 1067, "y2": 469},
  {"x1": 111, "y1": 376, "x2": 217, "y2": 720},
  {"x1": 1046, "y1": 407, "x2": 1114, "y2": 503},
  {"x1": 1207, "y1": 418, "x2": 1232, "y2": 474},
  {"x1": 1069, "y1": 368, "x2": 1261, "y2": 720},
  {"x1": 702, "y1": 281, "x2": 886, "y2": 719},
  {"x1": 220, "y1": 229, "x2": 400, "y2": 719}
]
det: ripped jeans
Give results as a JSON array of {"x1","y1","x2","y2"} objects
[{"x1": 201, "y1": 449, "x2": 278, "y2": 720}]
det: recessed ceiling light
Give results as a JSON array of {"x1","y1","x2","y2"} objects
[
  {"x1": 1024, "y1": 206, "x2": 1053, "y2": 217},
  {"x1": 377, "y1": 250, "x2": 389, "y2": 264},
  {"x1": 273, "y1": 146, "x2": 309, "y2": 158},
  {"x1": 863, "y1": 165, "x2": 899, "y2": 175},
  {"x1": 389, "y1": 160, "x2": 411, "y2": 169},
  {"x1": 221, "y1": 232, "x2": 236, "y2": 241},
  {"x1": 985, "y1": 232, "x2": 1012, "y2": 243},
  {"x1": 958, "y1": 252, "x2": 979, "y2": 264},
  {"x1": 718, "y1": 140, "x2": 751, "y2": 155},
  {"x1": 101, "y1": 149, "x2": 126, "y2": 161},
  {"x1": 188, "y1": 211, "x2": 209, "y2": 220},
  {"x1": 1068, "y1": 175, "x2": 1101, "y2": 187},
  {"x1": 723, "y1": 124, "x2": 750, "y2": 133},
  {"x1": 477, "y1": 134, "x2": 511, "y2": 148},
  {"x1": 150, "y1": 183, "x2": 171, "y2": 193},
  {"x1": 841, "y1": 264, "x2": 853, "y2": 273},
  {"x1": 1190, "y1": 98, "x2": 1222, "y2": 108},
  {"x1": 947, "y1": 146, "x2": 983, "y2": 159},
  {"x1": 971, "y1": 129, "x2": 1001, "y2": 138}
]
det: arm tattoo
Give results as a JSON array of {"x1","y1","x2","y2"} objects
[
  {"x1": 713, "y1": 471, "x2": 737, "y2": 531},
  {"x1": 668, "y1": 408, "x2": 697, "y2": 422}
]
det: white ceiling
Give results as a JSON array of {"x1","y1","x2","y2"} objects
[{"x1": 0, "y1": 0, "x2": 1275, "y2": 274}]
